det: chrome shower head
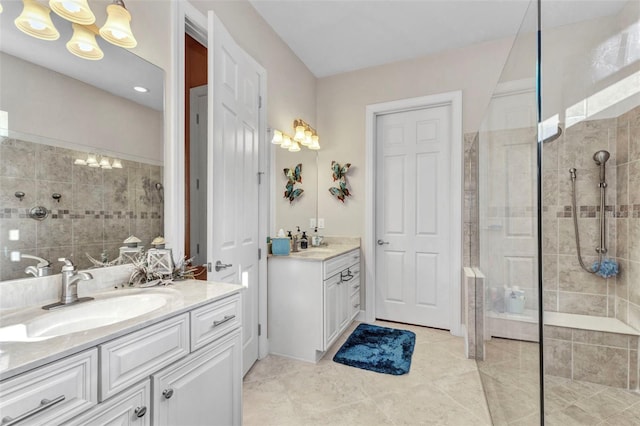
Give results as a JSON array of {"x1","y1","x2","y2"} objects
[{"x1": 593, "y1": 150, "x2": 610, "y2": 166}]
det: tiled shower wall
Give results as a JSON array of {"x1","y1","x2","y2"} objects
[
  {"x1": 543, "y1": 104, "x2": 639, "y2": 328},
  {"x1": 0, "y1": 137, "x2": 164, "y2": 281},
  {"x1": 615, "y1": 106, "x2": 640, "y2": 330}
]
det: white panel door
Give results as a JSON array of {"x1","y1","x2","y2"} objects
[
  {"x1": 375, "y1": 106, "x2": 452, "y2": 329},
  {"x1": 207, "y1": 12, "x2": 260, "y2": 375}
]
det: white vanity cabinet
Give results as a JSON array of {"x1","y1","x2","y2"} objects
[
  {"x1": 0, "y1": 289, "x2": 242, "y2": 426},
  {"x1": 268, "y1": 248, "x2": 360, "y2": 363}
]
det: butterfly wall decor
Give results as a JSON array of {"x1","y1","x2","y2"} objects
[
  {"x1": 329, "y1": 161, "x2": 352, "y2": 203},
  {"x1": 283, "y1": 163, "x2": 304, "y2": 204}
]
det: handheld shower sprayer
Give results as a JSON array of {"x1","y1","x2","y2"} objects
[{"x1": 593, "y1": 150, "x2": 610, "y2": 186}]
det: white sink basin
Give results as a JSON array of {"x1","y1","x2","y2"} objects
[
  {"x1": 0, "y1": 288, "x2": 178, "y2": 343},
  {"x1": 292, "y1": 248, "x2": 334, "y2": 257}
]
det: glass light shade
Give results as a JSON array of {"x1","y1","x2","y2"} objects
[
  {"x1": 74, "y1": 158, "x2": 86, "y2": 165},
  {"x1": 99, "y1": 157, "x2": 110, "y2": 167},
  {"x1": 99, "y1": 3, "x2": 137, "y2": 49},
  {"x1": 0, "y1": 3, "x2": 3, "y2": 14},
  {"x1": 88, "y1": 162, "x2": 100, "y2": 168},
  {"x1": 288, "y1": 141, "x2": 301, "y2": 152},
  {"x1": 302, "y1": 129, "x2": 312, "y2": 146},
  {"x1": 281, "y1": 135, "x2": 292, "y2": 149},
  {"x1": 49, "y1": 0, "x2": 95, "y2": 25},
  {"x1": 294, "y1": 125, "x2": 305, "y2": 142},
  {"x1": 112, "y1": 159, "x2": 123, "y2": 168},
  {"x1": 101, "y1": 163, "x2": 112, "y2": 169},
  {"x1": 15, "y1": 0, "x2": 60, "y2": 41},
  {"x1": 271, "y1": 129, "x2": 283, "y2": 145},
  {"x1": 86, "y1": 154, "x2": 97, "y2": 164},
  {"x1": 67, "y1": 23, "x2": 103, "y2": 60},
  {"x1": 309, "y1": 135, "x2": 320, "y2": 150}
]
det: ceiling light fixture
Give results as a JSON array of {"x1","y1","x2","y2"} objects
[
  {"x1": 270, "y1": 118, "x2": 321, "y2": 152},
  {"x1": 49, "y1": 0, "x2": 95, "y2": 25},
  {"x1": 133, "y1": 86, "x2": 149, "y2": 93},
  {"x1": 14, "y1": 0, "x2": 60, "y2": 41},
  {"x1": 66, "y1": 23, "x2": 103, "y2": 60},
  {"x1": 99, "y1": 0, "x2": 137, "y2": 48}
]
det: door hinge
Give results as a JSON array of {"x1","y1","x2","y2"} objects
[
  {"x1": 196, "y1": 178, "x2": 200, "y2": 190},
  {"x1": 258, "y1": 248, "x2": 262, "y2": 260},
  {"x1": 257, "y1": 171, "x2": 264, "y2": 185},
  {"x1": 258, "y1": 96, "x2": 262, "y2": 109},
  {"x1": 207, "y1": 262, "x2": 212, "y2": 272},
  {"x1": 258, "y1": 323, "x2": 262, "y2": 336},
  {"x1": 196, "y1": 243, "x2": 200, "y2": 254},
  {"x1": 196, "y1": 113, "x2": 199, "y2": 125}
]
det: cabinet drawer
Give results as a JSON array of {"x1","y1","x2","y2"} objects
[
  {"x1": 99, "y1": 314, "x2": 189, "y2": 401},
  {"x1": 0, "y1": 349, "x2": 97, "y2": 426},
  {"x1": 324, "y1": 249, "x2": 360, "y2": 279},
  {"x1": 191, "y1": 294, "x2": 241, "y2": 352},
  {"x1": 64, "y1": 380, "x2": 150, "y2": 426}
]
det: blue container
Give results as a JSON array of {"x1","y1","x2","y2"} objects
[{"x1": 271, "y1": 238, "x2": 290, "y2": 256}]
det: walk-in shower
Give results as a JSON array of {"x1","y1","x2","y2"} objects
[
  {"x1": 472, "y1": 0, "x2": 640, "y2": 423},
  {"x1": 569, "y1": 150, "x2": 619, "y2": 278}
]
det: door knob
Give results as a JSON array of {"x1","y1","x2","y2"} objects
[
  {"x1": 215, "y1": 260, "x2": 232, "y2": 272},
  {"x1": 377, "y1": 239, "x2": 390, "y2": 245}
]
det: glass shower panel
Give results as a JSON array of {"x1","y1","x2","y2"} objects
[
  {"x1": 540, "y1": 0, "x2": 640, "y2": 422},
  {"x1": 475, "y1": 0, "x2": 541, "y2": 424}
]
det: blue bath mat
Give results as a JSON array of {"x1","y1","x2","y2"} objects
[{"x1": 333, "y1": 323, "x2": 416, "y2": 375}]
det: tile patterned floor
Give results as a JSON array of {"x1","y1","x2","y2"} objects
[
  {"x1": 243, "y1": 320, "x2": 492, "y2": 425},
  {"x1": 479, "y1": 338, "x2": 640, "y2": 425}
]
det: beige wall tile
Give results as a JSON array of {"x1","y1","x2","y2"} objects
[
  {"x1": 544, "y1": 338, "x2": 572, "y2": 378},
  {"x1": 573, "y1": 343, "x2": 628, "y2": 388},
  {"x1": 558, "y1": 292, "x2": 607, "y2": 316}
]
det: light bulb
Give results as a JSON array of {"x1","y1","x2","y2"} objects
[
  {"x1": 294, "y1": 125, "x2": 305, "y2": 142},
  {"x1": 281, "y1": 135, "x2": 292, "y2": 149},
  {"x1": 271, "y1": 129, "x2": 283, "y2": 145},
  {"x1": 288, "y1": 141, "x2": 301, "y2": 152}
]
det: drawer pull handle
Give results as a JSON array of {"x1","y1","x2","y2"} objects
[
  {"x1": 162, "y1": 389, "x2": 174, "y2": 399},
  {"x1": 341, "y1": 271, "x2": 354, "y2": 282},
  {"x1": 213, "y1": 315, "x2": 236, "y2": 327},
  {"x1": 1, "y1": 395, "x2": 65, "y2": 426},
  {"x1": 134, "y1": 406, "x2": 147, "y2": 418}
]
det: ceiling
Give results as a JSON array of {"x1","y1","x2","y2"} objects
[
  {"x1": 0, "y1": 0, "x2": 164, "y2": 111},
  {"x1": 249, "y1": 0, "x2": 630, "y2": 78}
]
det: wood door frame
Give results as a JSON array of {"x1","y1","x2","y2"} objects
[
  {"x1": 168, "y1": 1, "x2": 270, "y2": 359},
  {"x1": 364, "y1": 91, "x2": 463, "y2": 337}
]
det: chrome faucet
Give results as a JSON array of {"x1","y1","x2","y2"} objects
[
  {"x1": 42, "y1": 258, "x2": 94, "y2": 310},
  {"x1": 21, "y1": 254, "x2": 52, "y2": 277}
]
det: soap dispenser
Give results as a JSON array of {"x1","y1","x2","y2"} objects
[
  {"x1": 300, "y1": 231, "x2": 308, "y2": 249},
  {"x1": 311, "y1": 227, "x2": 320, "y2": 247}
]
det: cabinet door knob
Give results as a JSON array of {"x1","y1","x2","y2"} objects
[
  {"x1": 134, "y1": 406, "x2": 147, "y2": 418},
  {"x1": 162, "y1": 388, "x2": 174, "y2": 399}
]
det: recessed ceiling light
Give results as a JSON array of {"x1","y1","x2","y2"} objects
[{"x1": 133, "y1": 86, "x2": 149, "y2": 93}]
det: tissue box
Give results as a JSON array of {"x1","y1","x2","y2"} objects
[{"x1": 271, "y1": 238, "x2": 290, "y2": 256}]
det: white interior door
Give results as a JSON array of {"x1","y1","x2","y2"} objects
[
  {"x1": 375, "y1": 105, "x2": 452, "y2": 329},
  {"x1": 207, "y1": 12, "x2": 260, "y2": 375},
  {"x1": 190, "y1": 85, "x2": 207, "y2": 267}
]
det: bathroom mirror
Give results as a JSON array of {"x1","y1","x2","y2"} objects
[
  {"x1": 273, "y1": 143, "x2": 319, "y2": 237},
  {"x1": 0, "y1": 2, "x2": 164, "y2": 281}
]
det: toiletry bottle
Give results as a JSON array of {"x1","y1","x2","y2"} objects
[
  {"x1": 312, "y1": 227, "x2": 319, "y2": 247},
  {"x1": 301, "y1": 232, "x2": 308, "y2": 249}
]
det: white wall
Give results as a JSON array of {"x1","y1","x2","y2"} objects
[
  {"x1": 315, "y1": 37, "x2": 514, "y2": 237},
  {"x1": 0, "y1": 52, "x2": 163, "y2": 163}
]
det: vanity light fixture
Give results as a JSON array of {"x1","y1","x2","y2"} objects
[
  {"x1": 66, "y1": 23, "x2": 103, "y2": 60},
  {"x1": 14, "y1": 0, "x2": 137, "y2": 61},
  {"x1": 49, "y1": 0, "x2": 95, "y2": 25},
  {"x1": 270, "y1": 119, "x2": 321, "y2": 151},
  {"x1": 99, "y1": 0, "x2": 137, "y2": 49},
  {"x1": 15, "y1": 0, "x2": 60, "y2": 41},
  {"x1": 74, "y1": 153, "x2": 124, "y2": 169}
]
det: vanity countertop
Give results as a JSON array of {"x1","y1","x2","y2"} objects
[
  {"x1": 0, "y1": 280, "x2": 242, "y2": 381},
  {"x1": 270, "y1": 242, "x2": 360, "y2": 262}
]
